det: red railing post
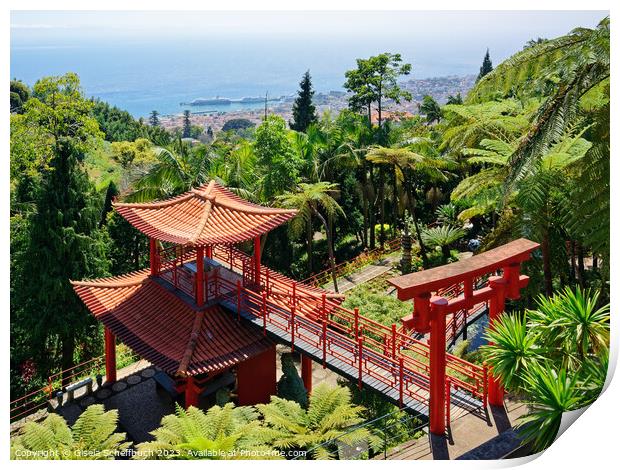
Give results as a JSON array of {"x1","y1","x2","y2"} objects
[
  {"x1": 290, "y1": 306, "x2": 296, "y2": 352},
  {"x1": 265, "y1": 269, "x2": 270, "y2": 295},
  {"x1": 236, "y1": 280, "x2": 242, "y2": 322},
  {"x1": 195, "y1": 246, "x2": 204, "y2": 307},
  {"x1": 391, "y1": 323, "x2": 397, "y2": 358},
  {"x1": 262, "y1": 292, "x2": 267, "y2": 337},
  {"x1": 483, "y1": 365, "x2": 489, "y2": 408},
  {"x1": 452, "y1": 314, "x2": 457, "y2": 341},
  {"x1": 205, "y1": 271, "x2": 209, "y2": 302},
  {"x1": 445, "y1": 378, "x2": 451, "y2": 429},
  {"x1": 321, "y1": 293, "x2": 327, "y2": 368},
  {"x1": 322, "y1": 317, "x2": 327, "y2": 369},
  {"x1": 429, "y1": 296, "x2": 448, "y2": 436},
  {"x1": 292, "y1": 282, "x2": 297, "y2": 309},
  {"x1": 254, "y1": 236, "x2": 261, "y2": 285},
  {"x1": 358, "y1": 337, "x2": 363, "y2": 390},
  {"x1": 173, "y1": 258, "x2": 178, "y2": 288},
  {"x1": 354, "y1": 308, "x2": 359, "y2": 339},
  {"x1": 399, "y1": 357, "x2": 404, "y2": 408}
]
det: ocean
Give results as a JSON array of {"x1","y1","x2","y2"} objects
[
  {"x1": 10, "y1": 36, "x2": 488, "y2": 118},
  {"x1": 10, "y1": 11, "x2": 604, "y2": 118}
]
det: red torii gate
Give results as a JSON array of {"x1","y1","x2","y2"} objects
[{"x1": 388, "y1": 238, "x2": 540, "y2": 435}]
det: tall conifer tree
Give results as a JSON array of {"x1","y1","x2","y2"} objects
[
  {"x1": 289, "y1": 70, "x2": 318, "y2": 132},
  {"x1": 477, "y1": 49, "x2": 493, "y2": 82},
  {"x1": 149, "y1": 110, "x2": 160, "y2": 127},
  {"x1": 182, "y1": 110, "x2": 191, "y2": 138}
]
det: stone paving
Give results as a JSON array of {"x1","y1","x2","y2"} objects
[
  {"x1": 325, "y1": 255, "x2": 399, "y2": 293},
  {"x1": 376, "y1": 398, "x2": 528, "y2": 460}
]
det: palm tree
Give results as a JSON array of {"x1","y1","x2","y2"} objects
[
  {"x1": 366, "y1": 144, "x2": 452, "y2": 267},
  {"x1": 127, "y1": 137, "x2": 213, "y2": 202},
  {"x1": 277, "y1": 182, "x2": 345, "y2": 291},
  {"x1": 11, "y1": 404, "x2": 128, "y2": 460},
  {"x1": 135, "y1": 403, "x2": 281, "y2": 460},
  {"x1": 320, "y1": 112, "x2": 374, "y2": 248},
  {"x1": 421, "y1": 225, "x2": 465, "y2": 263},
  {"x1": 210, "y1": 140, "x2": 257, "y2": 200},
  {"x1": 419, "y1": 95, "x2": 442, "y2": 124},
  {"x1": 256, "y1": 384, "x2": 373, "y2": 460}
]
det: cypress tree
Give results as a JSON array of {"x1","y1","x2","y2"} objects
[
  {"x1": 289, "y1": 70, "x2": 317, "y2": 132},
  {"x1": 149, "y1": 110, "x2": 160, "y2": 127},
  {"x1": 477, "y1": 49, "x2": 493, "y2": 82},
  {"x1": 182, "y1": 110, "x2": 191, "y2": 138}
]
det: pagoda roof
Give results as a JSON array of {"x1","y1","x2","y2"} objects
[
  {"x1": 72, "y1": 270, "x2": 272, "y2": 377},
  {"x1": 114, "y1": 180, "x2": 297, "y2": 246}
]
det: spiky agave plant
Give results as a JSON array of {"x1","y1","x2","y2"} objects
[
  {"x1": 481, "y1": 313, "x2": 544, "y2": 392},
  {"x1": 516, "y1": 364, "x2": 583, "y2": 453},
  {"x1": 135, "y1": 403, "x2": 281, "y2": 460},
  {"x1": 11, "y1": 404, "x2": 128, "y2": 460},
  {"x1": 528, "y1": 287, "x2": 609, "y2": 361},
  {"x1": 257, "y1": 384, "x2": 378, "y2": 460}
]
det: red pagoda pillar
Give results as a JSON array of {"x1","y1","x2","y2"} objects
[
  {"x1": 185, "y1": 376, "x2": 199, "y2": 409},
  {"x1": 196, "y1": 246, "x2": 204, "y2": 306},
  {"x1": 149, "y1": 238, "x2": 159, "y2": 276},
  {"x1": 488, "y1": 276, "x2": 507, "y2": 406},
  {"x1": 301, "y1": 355, "x2": 313, "y2": 394},
  {"x1": 254, "y1": 236, "x2": 261, "y2": 285},
  {"x1": 429, "y1": 296, "x2": 448, "y2": 435},
  {"x1": 205, "y1": 245, "x2": 213, "y2": 259},
  {"x1": 104, "y1": 327, "x2": 117, "y2": 384}
]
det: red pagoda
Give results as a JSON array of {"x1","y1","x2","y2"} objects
[{"x1": 72, "y1": 181, "x2": 304, "y2": 407}]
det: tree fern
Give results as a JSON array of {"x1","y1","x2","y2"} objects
[
  {"x1": 136, "y1": 403, "x2": 281, "y2": 460},
  {"x1": 257, "y1": 384, "x2": 372, "y2": 460},
  {"x1": 11, "y1": 405, "x2": 128, "y2": 460}
]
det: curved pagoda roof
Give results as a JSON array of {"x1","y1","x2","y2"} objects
[
  {"x1": 71, "y1": 270, "x2": 272, "y2": 377},
  {"x1": 114, "y1": 180, "x2": 297, "y2": 246}
]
